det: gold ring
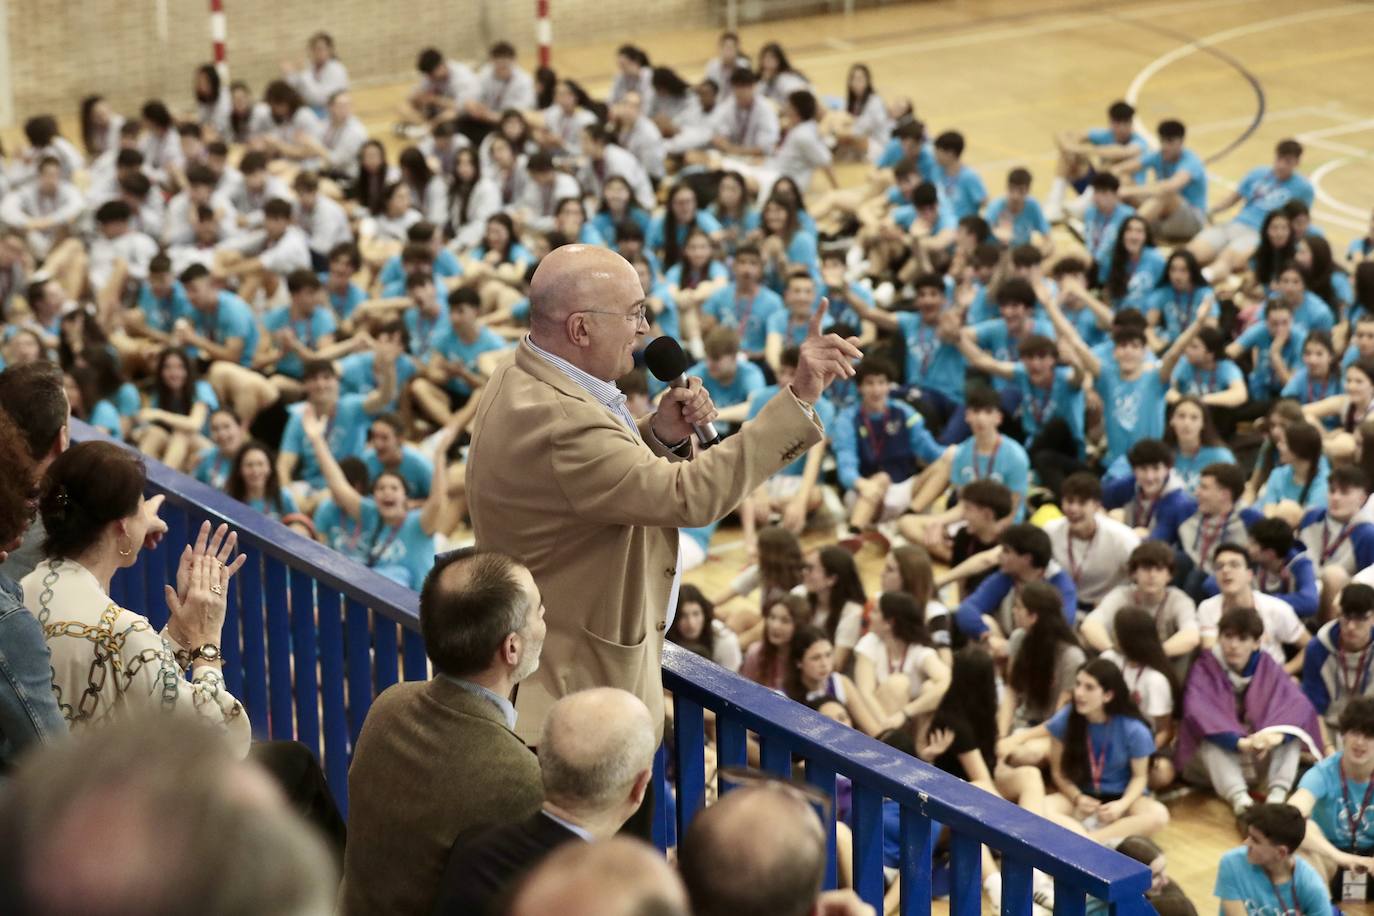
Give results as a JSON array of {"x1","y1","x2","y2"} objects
[{"x1": 210, "y1": 585, "x2": 223, "y2": 596}]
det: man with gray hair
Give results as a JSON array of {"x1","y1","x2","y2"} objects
[
  {"x1": 431, "y1": 687, "x2": 657, "y2": 915},
  {"x1": 342, "y1": 548, "x2": 548, "y2": 916}
]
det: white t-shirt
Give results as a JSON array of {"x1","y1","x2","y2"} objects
[
  {"x1": 1085, "y1": 585, "x2": 1198, "y2": 644},
  {"x1": 1045, "y1": 514, "x2": 1141, "y2": 606},
  {"x1": 1101, "y1": 650, "x2": 1173, "y2": 718},
  {"x1": 810, "y1": 601, "x2": 864, "y2": 652},
  {"x1": 854, "y1": 632, "x2": 935, "y2": 700},
  {"x1": 1196, "y1": 590, "x2": 1306, "y2": 663}
]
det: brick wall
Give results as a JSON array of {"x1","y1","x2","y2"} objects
[{"x1": 4, "y1": 0, "x2": 716, "y2": 125}]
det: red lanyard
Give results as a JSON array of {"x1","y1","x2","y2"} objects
[
  {"x1": 1323, "y1": 519, "x2": 1354, "y2": 564},
  {"x1": 1307, "y1": 375, "x2": 1331, "y2": 404},
  {"x1": 1065, "y1": 526, "x2": 1096, "y2": 585},
  {"x1": 1086, "y1": 728, "x2": 1108, "y2": 793},
  {"x1": 862, "y1": 411, "x2": 890, "y2": 461},
  {"x1": 1267, "y1": 874, "x2": 1302, "y2": 916},
  {"x1": 1341, "y1": 762, "x2": 1374, "y2": 849},
  {"x1": 735, "y1": 290, "x2": 755, "y2": 339},
  {"x1": 1340, "y1": 641, "x2": 1373, "y2": 698},
  {"x1": 1123, "y1": 663, "x2": 1144, "y2": 706},
  {"x1": 366, "y1": 519, "x2": 404, "y2": 567},
  {"x1": 974, "y1": 436, "x2": 1002, "y2": 480},
  {"x1": 1026, "y1": 383, "x2": 1054, "y2": 428},
  {"x1": 1195, "y1": 511, "x2": 1232, "y2": 566},
  {"x1": 1256, "y1": 562, "x2": 1292, "y2": 595},
  {"x1": 1133, "y1": 490, "x2": 1158, "y2": 529}
]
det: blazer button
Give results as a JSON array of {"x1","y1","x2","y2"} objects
[
  {"x1": 657, "y1": 621, "x2": 667, "y2": 632},
  {"x1": 665, "y1": 567, "x2": 677, "y2": 578}
]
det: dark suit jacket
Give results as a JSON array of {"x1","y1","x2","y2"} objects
[
  {"x1": 430, "y1": 810, "x2": 583, "y2": 915},
  {"x1": 339, "y1": 678, "x2": 543, "y2": 916}
]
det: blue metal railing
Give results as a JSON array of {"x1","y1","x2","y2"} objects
[{"x1": 75, "y1": 420, "x2": 1153, "y2": 915}]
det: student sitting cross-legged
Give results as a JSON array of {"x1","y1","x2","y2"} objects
[
  {"x1": 1216, "y1": 803, "x2": 1334, "y2": 916},
  {"x1": 1288, "y1": 695, "x2": 1374, "y2": 890}
]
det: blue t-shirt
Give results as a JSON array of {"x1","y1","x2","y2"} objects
[
  {"x1": 1096, "y1": 360, "x2": 1169, "y2": 467},
  {"x1": 646, "y1": 210, "x2": 724, "y2": 255},
  {"x1": 356, "y1": 499, "x2": 434, "y2": 590},
  {"x1": 686, "y1": 357, "x2": 765, "y2": 410},
  {"x1": 591, "y1": 206, "x2": 652, "y2": 247},
  {"x1": 1213, "y1": 846, "x2": 1332, "y2": 916},
  {"x1": 193, "y1": 448, "x2": 235, "y2": 491},
  {"x1": 1258, "y1": 293, "x2": 1334, "y2": 335},
  {"x1": 427, "y1": 325, "x2": 510, "y2": 395},
  {"x1": 1045, "y1": 706, "x2": 1154, "y2": 796},
  {"x1": 363, "y1": 445, "x2": 434, "y2": 499},
  {"x1": 1281, "y1": 367, "x2": 1342, "y2": 412},
  {"x1": 279, "y1": 394, "x2": 374, "y2": 489},
  {"x1": 648, "y1": 281, "x2": 681, "y2": 343},
  {"x1": 1139, "y1": 147, "x2": 1208, "y2": 212},
  {"x1": 246, "y1": 488, "x2": 299, "y2": 521},
  {"x1": 1011, "y1": 363, "x2": 1085, "y2": 448},
  {"x1": 973, "y1": 316, "x2": 1056, "y2": 391},
  {"x1": 1260, "y1": 462, "x2": 1329, "y2": 511},
  {"x1": 136, "y1": 280, "x2": 193, "y2": 334},
  {"x1": 1236, "y1": 323, "x2": 1306, "y2": 398},
  {"x1": 321, "y1": 275, "x2": 368, "y2": 321},
  {"x1": 403, "y1": 308, "x2": 445, "y2": 357},
  {"x1": 88, "y1": 399, "x2": 123, "y2": 437},
  {"x1": 1087, "y1": 127, "x2": 1150, "y2": 183},
  {"x1": 762, "y1": 231, "x2": 820, "y2": 292},
  {"x1": 1234, "y1": 166, "x2": 1315, "y2": 230},
  {"x1": 1147, "y1": 285, "x2": 1216, "y2": 342},
  {"x1": 894, "y1": 311, "x2": 966, "y2": 401},
  {"x1": 892, "y1": 201, "x2": 957, "y2": 236},
  {"x1": 933, "y1": 164, "x2": 987, "y2": 220},
  {"x1": 313, "y1": 498, "x2": 370, "y2": 565},
  {"x1": 746, "y1": 384, "x2": 836, "y2": 476},
  {"x1": 765, "y1": 308, "x2": 832, "y2": 348},
  {"x1": 1298, "y1": 752, "x2": 1374, "y2": 853},
  {"x1": 949, "y1": 435, "x2": 1031, "y2": 521},
  {"x1": 262, "y1": 305, "x2": 338, "y2": 380},
  {"x1": 192, "y1": 291, "x2": 260, "y2": 367},
  {"x1": 664, "y1": 260, "x2": 729, "y2": 291},
  {"x1": 151, "y1": 379, "x2": 219, "y2": 434},
  {"x1": 703, "y1": 284, "x2": 784, "y2": 354},
  {"x1": 1103, "y1": 247, "x2": 1167, "y2": 308},
  {"x1": 1170, "y1": 359, "x2": 1244, "y2": 397},
  {"x1": 1173, "y1": 445, "x2": 1237, "y2": 494},
  {"x1": 984, "y1": 196, "x2": 1050, "y2": 246},
  {"x1": 337, "y1": 351, "x2": 418, "y2": 413},
  {"x1": 377, "y1": 248, "x2": 463, "y2": 291},
  {"x1": 1083, "y1": 202, "x2": 1135, "y2": 266}
]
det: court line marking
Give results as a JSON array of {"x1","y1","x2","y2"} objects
[{"x1": 1310, "y1": 157, "x2": 1373, "y2": 221}]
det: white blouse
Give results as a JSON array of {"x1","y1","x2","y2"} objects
[{"x1": 22, "y1": 557, "x2": 251, "y2": 755}]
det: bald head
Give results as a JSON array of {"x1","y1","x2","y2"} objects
[
  {"x1": 539, "y1": 688, "x2": 656, "y2": 812},
  {"x1": 529, "y1": 244, "x2": 640, "y2": 329},
  {"x1": 507, "y1": 837, "x2": 688, "y2": 916},
  {"x1": 679, "y1": 786, "x2": 827, "y2": 916}
]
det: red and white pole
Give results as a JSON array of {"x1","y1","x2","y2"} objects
[
  {"x1": 209, "y1": 0, "x2": 228, "y2": 79},
  {"x1": 536, "y1": 0, "x2": 551, "y2": 68}
]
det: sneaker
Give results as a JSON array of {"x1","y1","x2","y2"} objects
[{"x1": 1032, "y1": 871, "x2": 1055, "y2": 912}]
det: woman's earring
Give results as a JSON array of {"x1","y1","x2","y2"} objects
[{"x1": 117, "y1": 534, "x2": 133, "y2": 558}]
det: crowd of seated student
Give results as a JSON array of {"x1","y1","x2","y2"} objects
[{"x1": 4, "y1": 19, "x2": 1374, "y2": 914}]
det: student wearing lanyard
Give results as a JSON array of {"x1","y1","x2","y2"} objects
[
  {"x1": 193, "y1": 407, "x2": 245, "y2": 491},
  {"x1": 260, "y1": 269, "x2": 345, "y2": 402},
  {"x1": 1040, "y1": 658, "x2": 1167, "y2": 844},
  {"x1": 303, "y1": 408, "x2": 453, "y2": 591},
  {"x1": 1045, "y1": 472, "x2": 1140, "y2": 609},
  {"x1": 1218, "y1": 805, "x2": 1335, "y2": 916},
  {"x1": 1171, "y1": 463, "x2": 1263, "y2": 599},
  {"x1": 1300, "y1": 467, "x2": 1374, "y2": 619},
  {"x1": 1197, "y1": 544, "x2": 1309, "y2": 672},
  {"x1": 1290, "y1": 696, "x2": 1374, "y2": 895},
  {"x1": 1238, "y1": 518, "x2": 1320, "y2": 620},
  {"x1": 1304, "y1": 358, "x2": 1374, "y2": 466},
  {"x1": 831, "y1": 357, "x2": 943, "y2": 538},
  {"x1": 1102, "y1": 439, "x2": 1198, "y2": 537},
  {"x1": 1080, "y1": 540, "x2": 1201, "y2": 672},
  {"x1": 1303, "y1": 586, "x2": 1374, "y2": 744},
  {"x1": 701, "y1": 245, "x2": 783, "y2": 362},
  {"x1": 918, "y1": 386, "x2": 1031, "y2": 522}
]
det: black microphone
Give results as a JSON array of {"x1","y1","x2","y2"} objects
[{"x1": 643, "y1": 336, "x2": 720, "y2": 446}]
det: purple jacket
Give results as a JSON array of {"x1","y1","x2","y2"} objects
[{"x1": 1177, "y1": 647, "x2": 1320, "y2": 769}]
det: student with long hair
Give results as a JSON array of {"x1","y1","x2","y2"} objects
[
  {"x1": 1146, "y1": 248, "x2": 1214, "y2": 344},
  {"x1": 1164, "y1": 397, "x2": 1236, "y2": 495},
  {"x1": 653, "y1": 183, "x2": 724, "y2": 269},
  {"x1": 787, "y1": 626, "x2": 891, "y2": 736},
  {"x1": 852, "y1": 591, "x2": 951, "y2": 731},
  {"x1": 225, "y1": 440, "x2": 299, "y2": 522},
  {"x1": 348, "y1": 140, "x2": 392, "y2": 216},
  {"x1": 708, "y1": 170, "x2": 759, "y2": 257},
  {"x1": 134, "y1": 347, "x2": 218, "y2": 472},
  {"x1": 878, "y1": 542, "x2": 952, "y2": 652},
  {"x1": 1103, "y1": 217, "x2": 1166, "y2": 314},
  {"x1": 756, "y1": 194, "x2": 819, "y2": 294},
  {"x1": 1246, "y1": 208, "x2": 1297, "y2": 294},
  {"x1": 1305, "y1": 357, "x2": 1374, "y2": 463},
  {"x1": 1281, "y1": 330, "x2": 1343, "y2": 426},
  {"x1": 446, "y1": 147, "x2": 501, "y2": 250},
  {"x1": 590, "y1": 175, "x2": 652, "y2": 249},
  {"x1": 802, "y1": 546, "x2": 867, "y2": 672},
  {"x1": 1245, "y1": 400, "x2": 1307, "y2": 505},
  {"x1": 1081, "y1": 540, "x2": 1200, "y2": 672},
  {"x1": 740, "y1": 592, "x2": 807, "y2": 691},
  {"x1": 717, "y1": 525, "x2": 806, "y2": 645},
  {"x1": 1105, "y1": 608, "x2": 1182, "y2": 788},
  {"x1": 998, "y1": 581, "x2": 1087, "y2": 767},
  {"x1": 666, "y1": 584, "x2": 742, "y2": 672},
  {"x1": 1043, "y1": 658, "x2": 1170, "y2": 842},
  {"x1": 1258, "y1": 420, "x2": 1328, "y2": 519}
]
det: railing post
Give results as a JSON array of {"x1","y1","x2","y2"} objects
[
  {"x1": 852, "y1": 785, "x2": 885, "y2": 908},
  {"x1": 899, "y1": 805, "x2": 934, "y2": 916},
  {"x1": 237, "y1": 545, "x2": 268, "y2": 739},
  {"x1": 804, "y1": 761, "x2": 838, "y2": 890},
  {"x1": 672, "y1": 696, "x2": 706, "y2": 842},
  {"x1": 317, "y1": 585, "x2": 349, "y2": 816},
  {"x1": 1001, "y1": 856, "x2": 1034, "y2": 916},
  {"x1": 651, "y1": 742, "x2": 672, "y2": 851},
  {"x1": 289, "y1": 568, "x2": 320, "y2": 756},
  {"x1": 264, "y1": 558, "x2": 293, "y2": 740},
  {"x1": 949, "y1": 831, "x2": 982, "y2": 916}
]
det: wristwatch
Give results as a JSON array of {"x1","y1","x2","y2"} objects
[{"x1": 189, "y1": 643, "x2": 223, "y2": 664}]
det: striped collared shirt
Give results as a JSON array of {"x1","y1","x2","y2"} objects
[{"x1": 526, "y1": 335, "x2": 639, "y2": 437}]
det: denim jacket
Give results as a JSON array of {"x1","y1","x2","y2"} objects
[{"x1": 0, "y1": 571, "x2": 65, "y2": 767}]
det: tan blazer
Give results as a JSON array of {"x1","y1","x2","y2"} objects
[
  {"x1": 466, "y1": 340, "x2": 823, "y2": 741},
  {"x1": 339, "y1": 678, "x2": 542, "y2": 916}
]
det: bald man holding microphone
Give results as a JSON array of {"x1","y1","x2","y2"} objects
[{"x1": 467, "y1": 245, "x2": 858, "y2": 817}]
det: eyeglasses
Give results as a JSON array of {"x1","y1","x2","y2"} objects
[{"x1": 576, "y1": 305, "x2": 649, "y2": 325}]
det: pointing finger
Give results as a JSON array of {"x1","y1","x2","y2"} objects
[{"x1": 807, "y1": 297, "x2": 830, "y2": 339}]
